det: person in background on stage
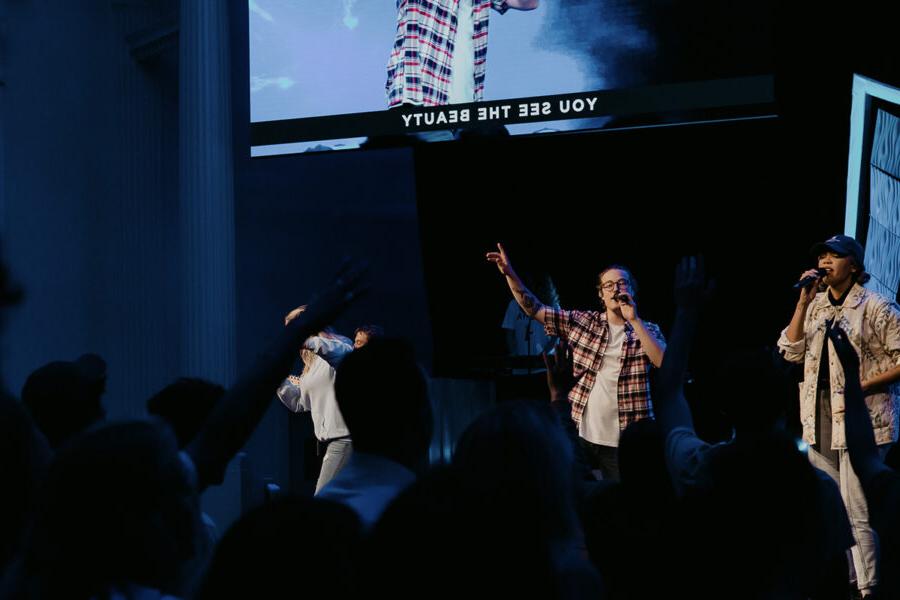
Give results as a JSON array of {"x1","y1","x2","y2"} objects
[
  {"x1": 276, "y1": 305, "x2": 354, "y2": 494},
  {"x1": 502, "y1": 273, "x2": 557, "y2": 374}
]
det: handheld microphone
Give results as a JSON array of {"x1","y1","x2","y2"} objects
[
  {"x1": 793, "y1": 268, "x2": 827, "y2": 289},
  {"x1": 613, "y1": 292, "x2": 632, "y2": 305}
]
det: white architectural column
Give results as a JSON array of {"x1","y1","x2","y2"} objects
[{"x1": 179, "y1": 0, "x2": 236, "y2": 385}]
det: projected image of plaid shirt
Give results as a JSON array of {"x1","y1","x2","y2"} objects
[{"x1": 386, "y1": 0, "x2": 509, "y2": 107}]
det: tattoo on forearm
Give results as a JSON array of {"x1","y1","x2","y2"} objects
[{"x1": 513, "y1": 285, "x2": 541, "y2": 316}]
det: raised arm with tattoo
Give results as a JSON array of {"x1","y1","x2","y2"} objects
[{"x1": 486, "y1": 243, "x2": 546, "y2": 324}]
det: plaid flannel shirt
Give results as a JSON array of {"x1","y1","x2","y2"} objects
[
  {"x1": 387, "y1": 0, "x2": 508, "y2": 107},
  {"x1": 544, "y1": 307, "x2": 665, "y2": 431}
]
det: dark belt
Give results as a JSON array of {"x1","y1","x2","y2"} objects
[{"x1": 316, "y1": 435, "x2": 351, "y2": 456}]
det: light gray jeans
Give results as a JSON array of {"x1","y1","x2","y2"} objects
[
  {"x1": 808, "y1": 443, "x2": 889, "y2": 593},
  {"x1": 314, "y1": 438, "x2": 353, "y2": 495}
]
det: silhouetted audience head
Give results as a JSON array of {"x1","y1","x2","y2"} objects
[
  {"x1": 453, "y1": 399, "x2": 580, "y2": 544},
  {"x1": 197, "y1": 497, "x2": 361, "y2": 600},
  {"x1": 692, "y1": 428, "x2": 822, "y2": 597},
  {"x1": 20, "y1": 420, "x2": 202, "y2": 599},
  {"x1": 581, "y1": 418, "x2": 678, "y2": 600},
  {"x1": 334, "y1": 338, "x2": 432, "y2": 470},
  {"x1": 617, "y1": 417, "x2": 675, "y2": 500},
  {"x1": 365, "y1": 465, "x2": 602, "y2": 599},
  {"x1": 363, "y1": 401, "x2": 606, "y2": 598},
  {"x1": 21, "y1": 353, "x2": 107, "y2": 449},
  {"x1": 147, "y1": 377, "x2": 225, "y2": 449}
]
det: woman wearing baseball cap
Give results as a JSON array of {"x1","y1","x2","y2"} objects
[{"x1": 778, "y1": 234, "x2": 900, "y2": 597}]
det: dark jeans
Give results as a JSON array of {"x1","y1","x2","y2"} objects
[{"x1": 579, "y1": 438, "x2": 620, "y2": 481}]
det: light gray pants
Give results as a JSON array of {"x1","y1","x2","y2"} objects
[
  {"x1": 314, "y1": 438, "x2": 353, "y2": 495},
  {"x1": 808, "y1": 444, "x2": 887, "y2": 593}
]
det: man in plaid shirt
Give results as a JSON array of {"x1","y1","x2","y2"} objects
[
  {"x1": 387, "y1": 0, "x2": 539, "y2": 108},
  {"x1": 487, "y1": 243, "x2": 666, "y2": 480}
]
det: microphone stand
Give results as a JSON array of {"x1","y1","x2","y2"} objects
[{"x1": 524, "y1": 313, "x2": 533, "y2": 375}]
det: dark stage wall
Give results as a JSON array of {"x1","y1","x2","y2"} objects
[{"x1": 415, "y1": 117, "x2": 843, "y2": 377}]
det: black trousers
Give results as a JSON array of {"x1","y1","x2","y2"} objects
[{"x1": 579, "y1": 438, "x2": 620, "y2": 481}]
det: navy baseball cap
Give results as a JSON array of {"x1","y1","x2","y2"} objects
[{"x1": 810, "y1": 235, "x2": 865, "y2": 268}]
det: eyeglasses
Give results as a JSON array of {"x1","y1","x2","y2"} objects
[{"x1": 599, "y1": 278, "x2": 630, "y2": 292}]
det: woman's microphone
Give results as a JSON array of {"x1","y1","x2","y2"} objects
[{"x1": 793, "y1": 268, "x2": 827, "y2": 289}]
